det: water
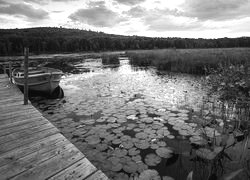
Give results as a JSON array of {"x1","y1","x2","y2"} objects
[{"x1": 30, "y1": 57, "x2": 249, "y2": 180}]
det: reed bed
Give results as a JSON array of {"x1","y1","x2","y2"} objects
[
  {"x1": 101, "y1": 54, "x2": 120, "y2": 65},
  {"x1": 127, "y1": 48, "x2": 250, "y2": 75}
]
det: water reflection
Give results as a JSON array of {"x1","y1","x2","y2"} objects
[{"x1": 30, "y1": 57, "x2": 249, "y2": 180}]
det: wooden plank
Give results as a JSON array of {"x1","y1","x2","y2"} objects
[
  {"x1": 85, "y1": 170, "x2": 109, "y2": 180},
  {"x1": 0, "y1": 114, "x2": 43, "y2": 128},
  {"x1": 0, "y1": 110, "x2": 40, "y2": 121},
  {"x1": 48, "y1": 158, "x2": 97, "y2": 180},
  {"x1": 0, "y1": 117, "x2": 49, "y2": 137},
  {"x1": 0, "y1": 97, "x2": 23, "y2": 103},
  {"x1": 0, "y1": 116, "x2": 45, "y2": 130},
  {"x1": 0, "y1": 140, "x2": 74, "y2": 179},
  {"x1": 10, "y1": 145, "x2": 83, "y2": 180},
  {"x1": 0, "y1": 75, "x2": 109, "y2": 180},
  {"x1": 0, "y1": 122, "x2": 54, "y2": 144},
  {"x1": 0, "y1": 105, "x2": 35, "y2": 113},
  {"x1": 0, "y1": 101, "x2": 24, "y2": 108},
  {"x1": 0, "y1": 133, "x2": 66, "y2": 167},
  {"x1": 0, "y1": 126, "x2": 59, "y2": 153}
]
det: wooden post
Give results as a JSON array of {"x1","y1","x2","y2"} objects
[
  {"x1": 24, "y1": 48, "x2": 29, "y2": 105},
  {"x1": 9, "y1": 61, "x2": 12, "y2": 83},
  {"x1": 3, "y1": 64, "x2": 6, "y2": 74}
]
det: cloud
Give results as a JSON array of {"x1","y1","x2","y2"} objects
[
  {"x1": 23, "y1": 0, "x2": 49, "y2": 5},
  {"x1": 126, "y1": 6, "x2": 145, "y2": 18},
  {"x1": 69, "y1": 4, "x2": 127, "y2": 27},
  {"x1": 52, "y1": 0, "x2": 79, "y2": 1},
  {"x1": 23, "y1": 0, "x2": 78, "y2": 4},
  {"x1": 145, "y1": 15, "x2": 200, "y2": 31},
  {"x1": 113, "y1": 0, "x2": 146, "y2": 6},
  {"x1": 125, "y1": 6, "x2": 197, "y2": 32},
  {"x1": 183, "y1": 0, "x2": 250, "y2": 21},
  {"x1": 0, "y1": 0, "x2": 7, "y2": 5},
  {"x1": 0, "y1": 2, "x2": 49, "y2": 20},
  {"x1": 87, "y1": 0, "x2": 105, "y2": 7}
]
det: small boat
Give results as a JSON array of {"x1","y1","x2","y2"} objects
[{"x1": 12, "y1": 67, "x2": 64, "y2": 94}]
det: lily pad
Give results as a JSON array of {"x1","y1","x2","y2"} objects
[
  {"x1": 112, "y1": 138, "x2": 122, "y2": 145},
  {"x1": 190, "y1": 136, "x2": 207, "y2": 145},
  {"x1": 122, "y1": 141, "x2": 134, "y2": 149},
  {"x1": 155, "y1": 147, "x2": 173, "y2": 158},
  {"x1": 111, "y1": 162, "x2": 123, "y2": 172},
  {"x1": 123, "y1": 161, "x2": 138, "y2": 173},
  {"x1": 85, "y1": 135, "x2": 101, "y2": 145},
  {"x1": 95, "y1": 143, "x2": 108, "y2": 151},
  {"x1": 135, "y1": 140, "x2": 150, "y2": 149},
  {"x1": 196, "y1": 146, "x2": 223, "y2": 160},
  {"x1": 137, "y1": 162, "x2": 148, "y2": 173},
  {"x1": 114, "y1": 173, "x2": 129, "y2": 180},
  {"x1": 128, "y1": 148, "x2": 140, "y2": 156},
  {"x1": 135, "y1": 132, "x2": 148, "y2": 139},
  {"x1": 132, "y1": 154, "x2": 142, "y2": 162},
  {"x1": 144, "y1": 153, "x2": 161, "y2": 166},
  {"x1": 139, "y1": 169, "x2": 161, "y2": 180},
  {"x1": 113, "y1": 148, "x2": 128, "y2": 157}
]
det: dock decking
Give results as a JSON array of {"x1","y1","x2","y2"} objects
[{"x1": 0, "y1": 74, "x2": 109, "y2": 180}]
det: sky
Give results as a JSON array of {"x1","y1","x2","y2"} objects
[{"x1": 0, "y1": 0, "x2": 250, "y2": 38}]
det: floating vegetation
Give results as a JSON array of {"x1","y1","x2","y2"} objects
[
  {"x1": 156, "y1": 147, "x2": 173, "y2": 158},
  {"x1": 139, "y1": 169, "x2": 161, "y2": 180},
  {"x1": 135, "y1": 140, "x2": 150, "y2": 149},
  {"x1": 195, "y1": 147, "x2": 223, "y2": 160},
  {"x1": 123, "y1": 160, "x2": 138, "y2": 173},
  {"x1": 144, "y1": 153, "x2": 162, "y2": 166},
  {"x1": 31, "y1": 56, "x2": 250, "y2": 180}
]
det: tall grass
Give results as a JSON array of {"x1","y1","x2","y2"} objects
[
  {"x1": 127, "y1": 48, "x2": 250, "y2": 75},
  {"x1": 101, "y1": 54, "x2": 120, "y2": 65}
]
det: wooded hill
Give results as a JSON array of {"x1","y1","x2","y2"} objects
[{"x1": 0, "y1": 27, "x2": 250, "y2": 55}]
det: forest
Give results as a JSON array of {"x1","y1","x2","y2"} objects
[{"x1": 0, "y1": 27, "x2": 250, "y2": 55}]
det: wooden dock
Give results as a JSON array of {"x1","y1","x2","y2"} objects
[{"x1": 0, "y1": 74, "x2": 109, "y2": 180}]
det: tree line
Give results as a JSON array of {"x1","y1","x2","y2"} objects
[{"x1": 0, "y1": 27, "x2": 250, "y2": 55}]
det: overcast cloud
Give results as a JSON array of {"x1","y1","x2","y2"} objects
[
  {"x1": 113, "y1": 0, "x2": 146, "y2": 6},
  {"x1": 0, "y1": 0, "x2": 249, "y2": 38},
  {"x1": 69, "y1": 3, "x2": 127, "y2": 27},
  {"x1": 0, "y1": 1, "x2": 49, "y2": 21},
  {"x1": 183, "y1": 0, "x2": 250, "y2": 21}
]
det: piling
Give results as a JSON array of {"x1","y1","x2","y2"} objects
[{"x1": 24, "y1": 47, "x2": 29, "y2": 105}]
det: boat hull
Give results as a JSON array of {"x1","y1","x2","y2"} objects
[{"x1": 12, "y1": 68, "x2": 63, "y2": 94}]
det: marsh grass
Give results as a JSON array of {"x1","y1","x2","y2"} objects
[
  {"x1": 101, "y1": 54, "x2": 120, "y2": 65},
  {"x1": 127, "y1": 48, "x2": 250, "y2": 75}
]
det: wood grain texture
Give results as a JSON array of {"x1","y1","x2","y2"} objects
[{"x1": 0, "y1": 74, "x2": 109, "y2": 180}]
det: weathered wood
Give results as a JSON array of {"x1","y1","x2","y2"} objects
[
  {"x1": 0, "y1": 122, "x2": 54, "y2": 144},
  {"x1": 24, "y1": 47, "x2": 29, "y2": 105},
  {"x1": 0, "y1": 118, "x2": 49, "y2": 137},
  {"x1": 0, "y1": 105, "x2": 37, "y2": 115},
  {"x1": 0, "y1": 127, "x2": 59, "y2": 153},
  {"x1": 3, "y1": 64, "x2": 6, "y2": 74},
  {"x1": 0, "y1": 74, "x2": 109, "y2": 180},
  {"x1": 48, "y1": 158, "x2": 97, "y2": 180},
  {"x1": 0, "y1": 140, "x2": 75, "y2": 179},
  {"x1": 0, "y1": 133, "x2": 66, "y2": 167},
  {"x1": 9, "y1": 61, "x2": 12, "y2": 83},
  {"x1": 85, "y1": 170, "x2": 109, "y2": 180},
  {"x1": 10, "y1": 145, "x2": 83, "y2": 180},
  {"x1": 0, "y1": 110, "x2": 40, "y2": 121},
  {"x1": 0, "y1": 113, "x2": 43, "y2": 126},
  {"x1": 0, "y1": 116, "x2": 46, "y2": 130}
]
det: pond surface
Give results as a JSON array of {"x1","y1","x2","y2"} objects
[{"x1": 31, "y1": 57, "x2": 249, "y2": 180}]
